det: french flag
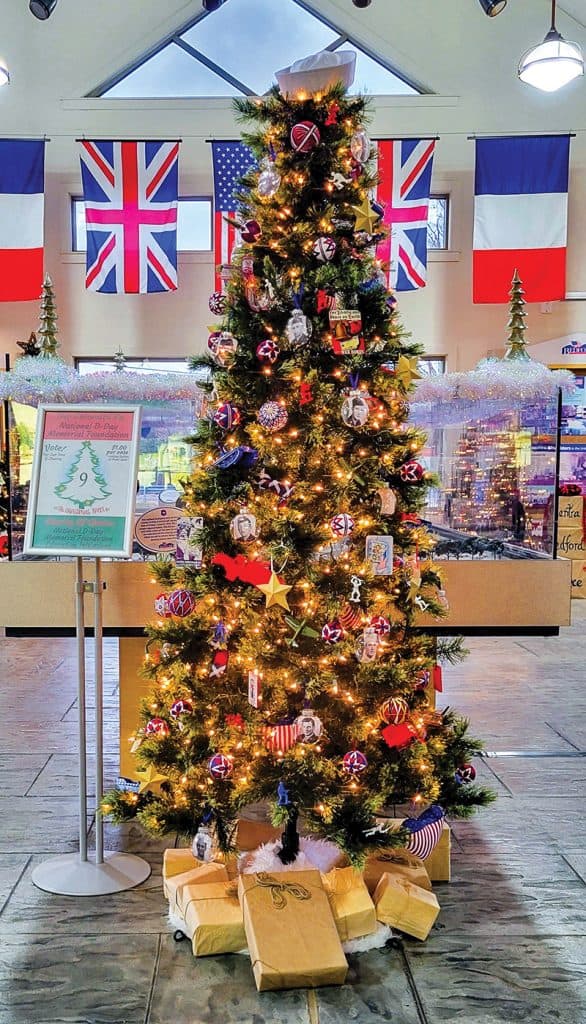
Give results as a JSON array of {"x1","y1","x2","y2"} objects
[
  {"x1": 0, "y1": 140, "x2": 45, "y2": 302},
  {"x1": 473, "y1": 135, "x2": 570, "y2": 304}
]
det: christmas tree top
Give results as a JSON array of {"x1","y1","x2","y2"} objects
[
  {"x1": 37, "y1": 274, "x2": 60, "y2": 359},
  {"x1": 504, "y1": 270, "x2": 531, "y2": 362}
]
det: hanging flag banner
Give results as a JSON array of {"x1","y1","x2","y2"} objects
[
  {"x1": 374, "y1": 138, "x2": 436, "y2": 291},
  {"x1": 0, "y1": 139, "x2": 45, "y2": 302},
  {"x1": 79, "y1": 140, "x2": 180, "y2": 294},
  {"x1": 24, "y1": 405, "x2": 141, "y2": 557},
  {"x1": 211, "y1": 141, "x2": 258, "y2": 291},
  {"x1": 473, "y1": 135, "x2": 571, "y2": 303}
]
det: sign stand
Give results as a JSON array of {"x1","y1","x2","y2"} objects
[
  {"x1": 32, "y1": 558, "x2": 151, "y2": 896},
  {"x1": 25, "y1": 404, "x2": 150, "y2": 896}
]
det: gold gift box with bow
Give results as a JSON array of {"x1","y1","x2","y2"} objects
[
  {"x1": 238, "y1": 870, "x2": 348, "y2": 991},
  {"x1": 163, "y1": 847, "x2": 199, "y2": 881},
  {"x1": 363, "y1": 849, "x2": 432, "y2": 896},
  {"x1": 164, "y1": 860, "x2": 229, "y2": 912},
  {"x1": 321, "y1": 866, "x2": 377, "y2": 941},
  {"x1": 181, "y1": 880, "x2": 247, "y2": 957},
  {"x1": 373, "y1": 873, "x2": 440, "y2": 941}
]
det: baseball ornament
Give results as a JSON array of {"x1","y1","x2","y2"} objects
[
  {"x1": 257, "y1": 401, "x2": 288, "y2": 432},
  {"x1": 321, "y1": 620, "x2": 344, "y2": 645},
  {"x1": 455, "y1": 763, "x2": 477, "y2": 783},
  {"x1": 145, "y1": 717, "x2": 170, "y2": 738},
  {"x1": 154, "y1": 593, "x2": 171, "y2": 618},
  {"x1": 213, "y1": 402, "x2": 241, "y2": 431},
  {"x1": 369, "y1": 615, "x2": 391, "y2": 636},
  {"x1": 291, "y1": 121, "x2": 321, "y2": 154},
  {"x1": 207, "y1": 330, "x2": 238, "y2": 367},
  {"x1": 170, "y1": 699, "x2": 193, "y2": 720},
  {"x1": 258, "y1": 165, "x2": 281, "y2": 198},
  {"x1": 167, "y1": 589, "x2": 196, "y2": 618},
  {"x1": 330, "y1": 512, "x2": 355, "y2": 538},
  {"x1": 399, "y1": 460, "x2": 424, "y2": 483},
  {"x1": 240, "y1": 219, "x2": 262, "y2": 244},
  {"x1": 208, "y1": 754, "x2": 233, "y2": 780},
  {"x1": 350, "y1": 129, "x2": 371, "y2": 165},
  {"x1": 208, "y1": 291, "x2": 227, "y2": 316},
  {"x1": 286, "y1": 309, "x2": 313, "y2": 347},
  {"x1": 313, "y1": 236, "x2": 336, "y2": 263},
  {"x1": 256, "y1": 339, "x2": 279, "y2": 364},
  {"x1": 380, "y1": 696, "x2": 409, "y2": 725},
  {"x1": 342, "y1": 750, "x2": 368, "y2": 775}
]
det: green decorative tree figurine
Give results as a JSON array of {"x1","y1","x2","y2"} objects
[
  {"x1": 504, "y1": 270, "x2": 531, "y2": 362},
  {"x1": 103, "y1": 78, "x2": 494, "y2": 864},
  {"x1": 54, "y1": 441, "x2": 111, "y2": 509},
  {"x1": 113, "y1": 346, "x2": 127, "y2": 372},
  {"x1": 38, "y1": 274, "x2": 60, "y2": 358}
]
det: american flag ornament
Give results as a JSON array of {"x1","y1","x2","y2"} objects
[
  {"x1": 403, "y1": 804, "x2": 445, "y2": 860},
  {"x1": 374, "y1": 139, "x2": 436, "y2": 291},
  {"x1": 211, "y1": 142, "x2": 258, "y2": 291},
  {"x1": 264, "y1": 721, "x2": 297, "y2": 754},
  {"x1": 80, "y1": 140, "x2": 180, "y2": 294}
]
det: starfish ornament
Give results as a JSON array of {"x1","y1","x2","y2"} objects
[{"x1": 257, "y1": 571, "x2": 292, "y2": 610}]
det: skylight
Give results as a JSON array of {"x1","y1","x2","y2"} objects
[{"x1": 96, "y1": 0, "x2": 422, "y2": 99}]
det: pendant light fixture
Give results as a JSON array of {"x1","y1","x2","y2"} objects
[
  {"x1": 0, "y1": 63, "x2": 9, "y2": 87},
  {"x1": 518, "y1": 0, "x2": 584, "y2": 92}
]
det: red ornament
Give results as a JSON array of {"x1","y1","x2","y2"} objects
[
  {"x1": 380, "y1": 696, "x2": 409, "y2": 725},
  {"x1": 399, "y1": 461, "x2": 424, "y2": 483},
  {"x1": 145, "y1": 717, "x2": 170, "y2": 738},
  {"x1": 210, "y1": 648, "x2": 229, "y2": 678},
  {"x1": 381, "y1": 722, "x2": 418, "y2": 749},
  {"x1": 339, "y1": 604, "x2": 362, "y2": 630},
  {"x1": 240, "y1": 219, "x2": 261, "y2": 243},
  {"x1": 325, "y1": 101, "x2": 340, "y2": 126},
  {"x1": 170, "y1": 699, "x2": 193, "y2": 720},
  {"x1": 168, "y1": 589, "x2": 196, "y2": 617},
  {"x1": 225, "y1": 713, "x2": 245, "y2": 730},
  {"x1": 211, "y1": 553, "x2": 273, "y2": 586},
  {"x1": 291, "y1": 121, "x2": 321, "y2": 153},
  {"x1": 299, "y1": 381, "x2": 313, "y2": 405},
  {"x1": 321, "y1": 620, "x2": 344, "y2": 645},
  {"x1": 369, "y1": 615, "x2": 391, "y2": 636}
]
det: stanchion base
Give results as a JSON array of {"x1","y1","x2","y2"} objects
[{"x1": 32, "y1": 851, "x2": 151, "y2": 896}]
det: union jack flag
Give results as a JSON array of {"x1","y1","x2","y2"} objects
[
  {"x1": 374, "y1": 139, "x2": 436, "y2": 291},
  {"x1": 403, "y1": 804, "x2": 444, "y2": 860},
  {"x1": 211, "y1": 142, "x2": 257, "y2": 291},
  {"x1": 79, "y1": 140, "x2": 180, "y2": 294}
]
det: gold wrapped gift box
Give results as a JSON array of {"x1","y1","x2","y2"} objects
[
  {"x1": 374, "y1": 873, "x2": 440, "y2": 941},
  {"x1": 238, "y1": 870, "x2": 348, "y2": 991},
  {"x1": 182, "y1": 880, "x2": 247, "y2": 957},
  {"x1": 380, "y1": 818, "x2": 451, "y2": 882},
  {"x1": 164, "y1": 861, "x2": 229, "y2": 912},
  {"x1": 162, "y1": 847, "x2": 199, "y2": 881},
  {"x1": 363, "y1": 849, "x2": 432, "y2": 896},
  {"x1": 322, "y1": 866, "x2": 377, "y2": 941}
]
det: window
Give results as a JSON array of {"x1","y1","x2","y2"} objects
[
  {"x1": 427, "y1": 195, "x2": 449, "y2": 251},
  {"x1": 71, "y1": 197, "x2": 212, "y2": 253},
  {"x1": 94, "y1": 0, "x2": 423, "y2": 99},
  {"x1": 418, "y1": 356, "x2": 446, "y2": 376},
  {"x1": 75, "y1": 358, "x2": 190, "y2": 374}
]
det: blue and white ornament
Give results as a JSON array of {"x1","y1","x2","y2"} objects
[
  {"x1": 258, "y1": 401, "x2": 288, "y2": 432},
  {"x1": 256, "y1": 339, "x2": 280, "y2": 364},
  {"x1": 208, "y1": 754, "x2": 233, "y2": 780},
  {"x1": 330, "y1": 512, "x2": 355, "y2": 538},
  {"x1": 213, "y1": 402, "x2": 241, "y2": 431},
  {"x1": 321, "y1": 620, "x2": 344, "y2": 645},
  {"x1": 342, "y1": 750, "x2": 368, "y2": 775}
]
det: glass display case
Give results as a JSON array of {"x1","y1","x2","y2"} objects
[
  {"x1": 422, "y1": 397, "x2": 560, "y2": 559},
  {"x1": 6, "y1": 399, "x2": 197, "y2": 560}
]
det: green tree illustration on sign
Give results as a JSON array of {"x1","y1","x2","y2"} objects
[{"x1": 54, "y1": 441, "x2": 111, "y2": 509}]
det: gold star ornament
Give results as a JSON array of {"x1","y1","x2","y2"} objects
[
  {"x1": 351, "y1": 196, "x2": 381, "y2": 234},
  {"x1": 136, "y1": 765, "x2": 169, "y2": 794},
  {"x1": 394, "y1": 355, "x2": 422, "y2": 390},
  {"x1": 257, "y1": 571, "x2": 292, "y2": 610}
]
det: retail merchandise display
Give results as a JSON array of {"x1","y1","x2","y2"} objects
[{"x1": 93, "y1": 62, "x2": 494, "y2": 981}]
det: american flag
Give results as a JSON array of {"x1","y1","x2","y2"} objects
[
  {"x1": 211, "y1": 141, "x2": 257, "y2": 291},
  {"x1": 264, "y1": 722, "x2": 297, "y2": 755},
  {"x1": 79, "y1": 140, "x2": 180, "y2": 294},
  {"x1": 374, "y1": 139, "x2": 436, "y2": 291},
  {"x1": 403, "y1": 804, "x2": 444, "y2": 860}
]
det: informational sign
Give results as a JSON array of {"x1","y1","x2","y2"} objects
[
  {"x1": 134, "y1": 506, "x2": 183, "y2": 554},
  {"x1": 24, "y1": 405, "x2": 141, "y2": 558}
]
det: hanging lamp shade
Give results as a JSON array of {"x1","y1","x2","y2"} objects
[{"x1": 518, "y1": 1, "x2": 583, "y2": 92}]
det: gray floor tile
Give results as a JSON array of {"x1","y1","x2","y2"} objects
[
  {"x1": 148, "y1": 936, "x2": 310, "y2": 1023},
  {"x1": 405, "y1": 934, "x2": 586, "y2": 1024},
  {"x1": 0, "y1": 754, "x2": 50, "y2": 797},
  {"x1": 315, "y1": 946, "x2": 421, "y2": 1023},
  {"x1": 0, "y1": 854, "x2": 30, "y2": 914},
  {"x1": 0, "y1": 932, "x2": 156, "y2": 1023}
]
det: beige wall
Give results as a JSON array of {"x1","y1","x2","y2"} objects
[{"x1": 1, "y1": 99, "x2": 585, "y2": 372}]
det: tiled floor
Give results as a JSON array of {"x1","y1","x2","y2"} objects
[{"x1": 0, "y1": 607, "x2": 585, "y2": 1024}]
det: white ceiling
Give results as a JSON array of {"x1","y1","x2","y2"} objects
[{"x1": 0, "y1": 0, "x2": 584, "y2": 171}]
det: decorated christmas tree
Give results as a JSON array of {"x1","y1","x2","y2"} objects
[
  {"x1": 104, "y1": 75, "x2": 493, "y2": 864},
  {"x1": 37, "y1": 274, "x2": 60, "y2": 358}
]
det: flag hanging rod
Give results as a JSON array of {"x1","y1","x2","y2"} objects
[
  {"x1": 467, "y1": 132, "x2": 575, "y2": 140},
  {"x1": 0, "y1": 135, "x2": 51, "y2": 141},
  {"x1": 205, "y1": 135, "x2": 440, "y2": 143},
  {"x1": 75, "y1": 137, "x2": 182, "y2": 143}
]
